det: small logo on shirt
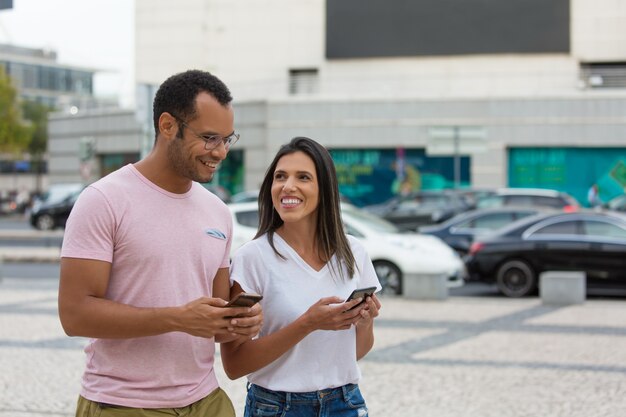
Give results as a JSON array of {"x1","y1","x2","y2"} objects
[{"x1": 205, "y1": 228, "x2": 227, "y2": 240}]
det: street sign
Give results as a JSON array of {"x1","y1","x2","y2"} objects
[{"x1": 426, "y1": 126, "x2": 487, "y2": 156}]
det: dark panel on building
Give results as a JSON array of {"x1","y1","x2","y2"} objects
[
  {"x1": 0, "y1": 0, "x2": 13, "y2": 10},
  {"x1": 326, "y1": 0, "x2": 570, "y2": 59}
]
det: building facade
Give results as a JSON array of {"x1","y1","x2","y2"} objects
[{"x1": 51, "y1": 0, "x2": 626, "y2": 206}]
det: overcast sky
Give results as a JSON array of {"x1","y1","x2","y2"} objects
[{"x1": 0, "y1": 0, "x2": 134, "y2": 106}]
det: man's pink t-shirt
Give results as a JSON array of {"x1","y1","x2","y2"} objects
[{"x1": 61, "y1": 164, "x2": 232, "y2": 408}]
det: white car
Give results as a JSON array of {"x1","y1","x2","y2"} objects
[{"x1": 228, "y1": 202, "x2": 465, "y2": 295}]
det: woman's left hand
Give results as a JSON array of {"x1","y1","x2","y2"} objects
[{"x1": 355, "y1": 294, "x2": 381, "y2": 328}]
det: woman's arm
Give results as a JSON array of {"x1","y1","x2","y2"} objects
[
  {"x1": 220, "y1": 296, "x2": 363, "y2": 379},
  {"x1": 355, "y1": 294, "x2": 381, "y2": 360},
  {"x1": 213, "y1": 270, "x2": 263, "y2": 343}
]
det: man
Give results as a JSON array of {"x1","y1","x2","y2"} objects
[{"x1": 58, "y1": 70, "x2": 262, "y2": 416}]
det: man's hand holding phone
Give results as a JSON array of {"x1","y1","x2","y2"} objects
[{"x1": 224, "y1": 292, "x2": 264, "y2": 339}]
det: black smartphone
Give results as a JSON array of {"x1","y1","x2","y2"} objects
[
  {"x1": 345, "y1": 286, "x2": 377, "y2": 310},
  {"x1": 225, "y1": 292, "x2": 263, "y2": 308}
]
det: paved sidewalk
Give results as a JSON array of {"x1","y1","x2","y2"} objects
[{"x1": 1, "y1": 276, "x2": 626, "y2": 416}]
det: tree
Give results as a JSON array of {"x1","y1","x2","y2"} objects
[
  {"x1": 0, "y1": 67, "x2": 31, "y2": 153},
  {"x1": 22, "y1": 100, "x2": 51, "y2": 192}
]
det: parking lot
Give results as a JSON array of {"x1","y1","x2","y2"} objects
[{"x1": 2, "y1": 270, "x2": 626, "y2": 417}]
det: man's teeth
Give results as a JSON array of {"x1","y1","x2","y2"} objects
[
  {"x1": 202, "y1": 161, "x2": 216, "y2": 167},
  {"x1": 282, "y1": 198, "x2": 300, "y2": 205}
]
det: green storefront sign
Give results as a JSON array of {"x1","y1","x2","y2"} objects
[{"x1": 508, "y1": 148, "x2": 626, "y2": 207}]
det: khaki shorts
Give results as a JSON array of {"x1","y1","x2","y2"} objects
[{"x1": 75, "y1": 387, "x2": 235, "y2": 417}]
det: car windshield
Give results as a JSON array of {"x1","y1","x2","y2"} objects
[
  {"x1": 342, "y1": 206, "x2": 399, "y2": 233},
  {"x1": 403, "y1": 194, "x2": 448, "y2": 208},
  {"x1": 40, "y1": 184, "x2": 83, "y2": 204}
]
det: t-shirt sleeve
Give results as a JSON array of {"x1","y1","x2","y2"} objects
[
  {"x1": 350, "y1": 236, "x2": 382, "y2": 293},
  {"x1": 61, "y1": 186, "x2": 116, "y2": 263},
  {"x1": 229, "y1": 241, "x2": 265, "y2": 295}
]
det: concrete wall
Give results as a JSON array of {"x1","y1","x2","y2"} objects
[
  {"x1": 45, "y1": 94, "x2": 626, "y2": 193},
  {"x1": 48, "y1": 109, "x2": 143, "y2": 184},
  {"x1": 135, "y1": 0, "x2": 626, "y2": 101},
  {"x1": 236, "y1": 95, "x2": 626, "y2": 190}
]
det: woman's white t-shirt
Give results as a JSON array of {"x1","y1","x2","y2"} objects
[{"x1": 229, "y1": 233, "x2": 381, "y2": 392}]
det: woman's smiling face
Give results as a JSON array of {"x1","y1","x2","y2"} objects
[{"x1": 271, "y1": 151, "x2": 320, "y2": 226}]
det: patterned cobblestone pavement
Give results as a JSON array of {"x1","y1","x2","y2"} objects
[{"x1": 2, "y1": 276, "x2": 625, "y2": 417}]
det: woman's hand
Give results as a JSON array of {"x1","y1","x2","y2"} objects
[
  {"x1": 300, "y1": 296, "x2": 363, "y2": 332},
  {"x1": 355, "y1": 294, "x2": 381, "y2": 329}
]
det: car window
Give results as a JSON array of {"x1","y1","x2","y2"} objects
[
  {"x1": 40, "y1": 184, "x2": 83, "y2": 204},
  {"x1": 530, "y1": 220, "x2": 580, "y2": 236},
  {"x1": 582, "y1": 220, "x2": 626, "y2": 238},
  {"x1": 456, "y1": 212, "x2": 514, "y2": 230},
  {"x1": 532, "y1": 196, "x2": 564, "y2": 208},
  {"x1": 476, "y1": 196, "x2": 504, "y2": 208},
  {"x1": 344, "y1": 222, "x2": 365, "y2": 238},
  {"x1": 235, "y1": 210, "x2": 259, "y2": 228},
  {"x1": 343, "y1": 208, "x2": 399, "y2": 233},
  {"x1": 505, "y1": 195, "x2": 535, "y2": 206}
]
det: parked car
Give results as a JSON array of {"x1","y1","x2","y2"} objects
[
  {"x1": 464, "y1": 211, "x2": 626, "y2": 297},
  {"x1": 231, "y1": 189, "x2": 260, "y2": 204},
  {"x1": 228, "y1": 202, "x2": 466, "y2": 295},
  {"x1": 475, "y1": 188, "x2": 580, "y2": 212},
  {"x1": 231, "y1": 189, "x2": 353, "y2": 205},
  {"x1": 419, "y1": 207, "x2": 546, "y2": 255},
  {"x1": 29, "y1": 183, "x2": 84, "y2": 230},
  {"x1": 604, "y1": 194, "x2": 626, "y2": 213},
  {"x1": 362, "y1": 190, "x2": 473, "y2": 231}
]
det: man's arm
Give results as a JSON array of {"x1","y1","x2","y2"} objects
[{"x1": 58, "y1": 258, "x2": 249, "y2": 339}]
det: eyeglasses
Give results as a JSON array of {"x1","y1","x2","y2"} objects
[{"x1": 176, "y1": 118, "x2": 240, "y2": 151}]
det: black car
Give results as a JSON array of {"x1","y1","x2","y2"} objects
[
  {"x1": 362, "y1": 190, "x2": 472, "y2": 231},
  {"x1": 419, "y1": 207, "x2": 544, "y2": 255},
  {"x1": 464, "y1": 211, "x2": 626, "y2": 297},
  {"x1": 29, "y1": 184, "x2": 84, "y2": 230}
]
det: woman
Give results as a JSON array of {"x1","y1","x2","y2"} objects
[{"x1": 222, "y1": 137, "x2": 381, "y2": 417}]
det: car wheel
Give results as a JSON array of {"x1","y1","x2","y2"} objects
[
  {"x1": 35, "y1": 214, "x2": 55, "y2": 231},
  {"x1": 373, "y1": 261, "x2": 402, "y2": 295},
  {"x1": 496, "y1": 259, "x2": 536, "y2": 297}
]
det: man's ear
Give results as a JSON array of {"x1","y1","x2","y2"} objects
[{"x1": 158, "y1": 112, "x2": 179, "y2": 139}]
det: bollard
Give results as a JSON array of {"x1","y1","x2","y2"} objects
[
  {"x1": 540, "y1": 271, "x2": 586, "y2": 305},
  {"x1": 403, "y1": 272, "x2": 448, "y2": 300}
]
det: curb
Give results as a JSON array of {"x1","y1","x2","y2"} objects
[{"x1": 0, "y1": 248, "x2": 61, "y2": 263}]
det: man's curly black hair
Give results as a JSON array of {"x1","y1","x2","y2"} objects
[{"x1": 152, "y1": 69, "x2": 232, "y2": 139}]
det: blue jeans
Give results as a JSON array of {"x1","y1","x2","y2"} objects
[{"x1": 244, "y1": 383, "x2": 368, "y2": 417}]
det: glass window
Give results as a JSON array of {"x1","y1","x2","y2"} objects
[
  {"x1": 506, "y1": 195, "x2": 535, "y2": 206},
  {"x1": 583, "y1": 220, "x2": 626, "y2": 238},
  {"x1": 344, "y1": 223, "x2": 365, "y2": 238},
  {"x1": 289, "y1": 68, "x2": 319, "y2": 95},
  {"x1": 476, "y1": 196, "x2": 504, "y2": 208},
  {"x1": 101, "y1": 154, "x2": 140, "y2": 177},
  {"x1": 458, "y1": 212, "x2": 515, "y2": 230},
  {"x1": 532, "y1": 196, "x2": 564, "y2": 208},
  {"x1": 531, "y1": 221, "x2": 579, "y2": 236},
  {"x1": 343, "y1": 207, "x2": 399, "y2": 233}
]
